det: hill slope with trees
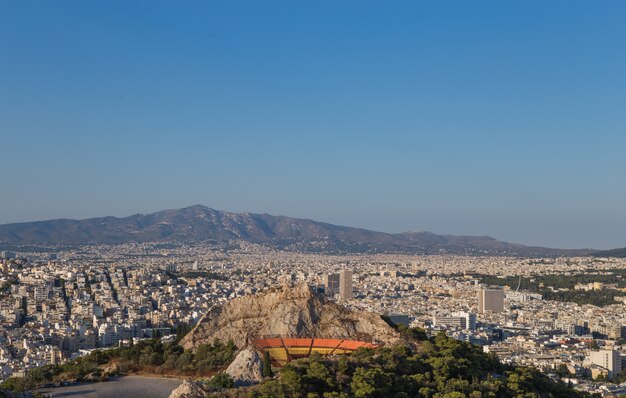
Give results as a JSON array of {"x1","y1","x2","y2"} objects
[{"x1": 228, "y1": 330, "x2": 595, "y2": 398}]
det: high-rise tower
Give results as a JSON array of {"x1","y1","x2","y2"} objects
[
  {"x1": 478, "y1": 287, "x2": 504, "y2": 313},
  {"x1": 339, "y1": 269, "x2": 353, "y2": 301}
]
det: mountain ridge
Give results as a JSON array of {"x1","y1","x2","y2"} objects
[
  {"x1": 591, "y1": 247, "x2": 626, "y2": 258},
  {"x1": 0, "y1": 205, "x2": 592, "y2": 256}
]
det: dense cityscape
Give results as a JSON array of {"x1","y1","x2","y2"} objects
[
  {"x1": 3, "y1": 0, "x2": 625, "y2": 396},
  {"x1": 2, "y1": 243, "x2": 626, "y2": 396}
]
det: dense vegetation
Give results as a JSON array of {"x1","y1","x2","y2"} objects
[
  {"x1": 2, "y1": 327, "x2": 598, "y2": 397},
  {"x1": 0, "y1": 337, "x2": 237, "y2": 392},
  {"x1": 541, "y1": 290, "x2": 622, "y2": 308},
  {"x1": 211, "y1": 331, "x2": 596, "y2": 398},
  {"x1": 474, "y1": 272, "x2": 626, "y2": 307}
]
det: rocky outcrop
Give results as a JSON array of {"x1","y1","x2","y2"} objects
[
  {"x1": 180, "y1": 283, "x2": 402, "y2": 350},
  {"x1": 167, "y1": 379, "x2": 208, "y2": 398},
  {"x1": 224, "y1": 348, "x2": 264, "y2": 386},
  {"x1": 101, "y1": 361, "x2": 120, "y2": 376}
]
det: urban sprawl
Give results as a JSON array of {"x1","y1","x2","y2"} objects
[{"x1": 1, "y1": 243, "x2": 626, "y2": 396}]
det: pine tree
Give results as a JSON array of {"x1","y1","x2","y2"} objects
[{"x1": 262, "y1": 351, "x2": 272, "y2": 378}]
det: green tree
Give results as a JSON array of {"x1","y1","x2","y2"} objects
[
  {"x1": 306, "y1": 359, "x2": 335, "y2": 391},
  {"x1": 175, "y1": 351, "x2": 193, "y2": 371},
  {"x1": 351, "y1": 367, "x2": 376, "y2": 398},
  {"x1": 280, "y1": 366, "x2": 302, "y2": 396},
  {"x1": 350, "y1": 367, "x2": 392, "y2": 398},
  {"x1": 555, "y1": 364, "x2": 572, "y2": 378},
  {"x1": 207, "y1": 373, "x2": 234, "y2": 389},
  {"x1": 262, "y1": 351, "x2": 273, "y2": 378},
  {"x1": 441, "y1": 392, "x2": 467, "y2": 398}
]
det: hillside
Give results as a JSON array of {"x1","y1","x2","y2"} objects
[
  {"x1": 592, "y1": 247, "x2": 626, "y2": 258},
  {"x1": 0, "y1": 205, "x2": 590, "y2": 256},
  {"x1": 180, "y1": 283, "x2": 401, "y2": 350},
  {"x1": 233, "y1": 333, "x2": 592, "y2": 398}
]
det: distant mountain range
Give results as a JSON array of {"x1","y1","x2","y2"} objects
[
  {"x1": 590, "y1": 247, "x2": 626, "y2": 258},
  {"x1": 0, "y1": 205, "x2": 593, "y2": 256}
]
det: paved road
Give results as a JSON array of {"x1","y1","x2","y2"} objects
[{"x1": 38, "y1": 375, "x2": 181, "y2": 398}]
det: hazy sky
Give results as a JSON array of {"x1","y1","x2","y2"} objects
[{"x1": 1, "y1": 1, "x2": 625, "y2": 249}]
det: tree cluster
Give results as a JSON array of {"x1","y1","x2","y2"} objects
[
  {"x1": 474, "y1": 273, "x2": 626, "y2": 307},
  {"x1": 1, "y1": 338, "x2": 237, "y2": 392},
  {"x1": 233, "y1": 331, "x2": 598, "y2": 398}
]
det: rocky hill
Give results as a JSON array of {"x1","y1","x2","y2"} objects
[
  {"x1": 180, "y1": 283, "x2": 402, "y2": 350},
  {"x1": 0, "y1": 205, "x2": 589, "y2": 256}
]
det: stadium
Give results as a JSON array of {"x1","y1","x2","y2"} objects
[{"x1": 252, "y1": 337, "x2": 379, "y2": 365}]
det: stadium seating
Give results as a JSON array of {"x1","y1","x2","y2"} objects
[{"x1": 252, "y1": 337, "x2": 379, "y2": 365}]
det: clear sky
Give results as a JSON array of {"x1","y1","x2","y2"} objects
[{"x1": 1, "y1": 1, "x2": 625, "y2": 249}]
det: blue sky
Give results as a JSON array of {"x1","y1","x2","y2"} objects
[{"x1": 1, "y1": 1, "x2": 625, "y2": 249}]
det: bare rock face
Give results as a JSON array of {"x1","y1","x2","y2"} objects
[
  {"x1": 168, "y1": 379, "x2": 208, "y2": 398},
  {"x1": 180, "y1": 283, "x2": 401, "y2": 350},
  {"x1": 224, "y1": 348, "x2": 264, "y2": 386}
]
